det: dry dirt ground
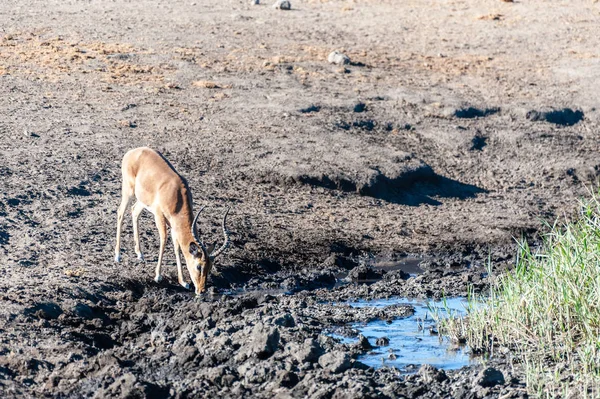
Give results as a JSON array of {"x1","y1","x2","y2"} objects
[{"x1": 1, "y1": 0, "x2": 600, "y2": 397}]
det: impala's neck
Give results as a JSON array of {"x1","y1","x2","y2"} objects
[{"x1": 171, "y1": 213, "x2": 197, "y2": 249}]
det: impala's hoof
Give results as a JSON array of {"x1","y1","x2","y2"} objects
[
  {"x1": 137, "y1": 253, "x2": 144, "y2": 261},
  {"x1": 181, "y1": 282, "x2": 190, "y2": 290},
  {"x1": 114, "y1": 254, "x2": 121, "y2": 263},
  {"x1": 154, "y1": 275, "x2": 163, "y2": 283}
]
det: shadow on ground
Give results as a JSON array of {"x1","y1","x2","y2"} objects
[
  {"x1": 527, "y1": 108, "x2": 585, "y2": 126},
  {"x1": 357, "y1": 173, "x2": 486, "y2": 206}
]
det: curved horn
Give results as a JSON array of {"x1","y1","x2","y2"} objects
[
  {"x1": 209, "y1": 207, "x2": 231, "y2": 260},
  {"x1": 192, "y1": 206, "x2": 207, "y2": 252}
]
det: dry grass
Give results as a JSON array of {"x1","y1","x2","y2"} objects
[
  {"x1": 478, "y1": 13, "x2": 503, "y2": 21},
  {"x1": 192, "y1": 80, "x2": 232, "y2": 89},
  {"x1": 64, "y1": 268, "x2": 85, "y2": 277},
  {"x1": 0, "y1": 33, "x2": 163, "y2": 85}
]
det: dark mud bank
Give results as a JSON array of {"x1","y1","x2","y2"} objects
[{"x1": 0, "y1": 260, "x2": 524, "y2": 399}]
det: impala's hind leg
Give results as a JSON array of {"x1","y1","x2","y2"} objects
[
  {"x1": 131, "y1": 201, "x2": 146, "y2": 261},
  {"x1": 115, "y1": 183, "x2": 134, "y2": 263}
]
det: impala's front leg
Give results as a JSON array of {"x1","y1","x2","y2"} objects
[
  {"x1": 115, "y1": 186, "x2": 133, "y2": 263},
  {"x1": 154, "y1": 214, "x2": 167, "y2": 283},
  {"x1": 171, "y1": 232, "x2": 190, "y2": 290}
]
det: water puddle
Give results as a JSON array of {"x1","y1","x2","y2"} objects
[{"x1": 335, "y1": 297, "x2": 476, "y2": 372}]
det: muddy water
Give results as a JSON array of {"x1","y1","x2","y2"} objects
[{"x1": 339, "y1": 297, "x2": 475, "y2": 372}]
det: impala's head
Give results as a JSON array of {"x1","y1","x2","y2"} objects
[
  {"x1": 188, "y1": 241, "x2": 214, "y2": 294},
  {"x1": 189, "y1": 207, "x2": 231, "y2": 295}
]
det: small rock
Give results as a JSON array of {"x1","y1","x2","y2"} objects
[
  {"x1": 388, "y1": 353, "x2": 397, "y2": 360},
  {"x1": 347, "y1": 265, "x2": 385, "y2": 282},
  {"x1": 205, "y1": 366, "x2": 229, "y2": 387},
  {"x1": 357, "y1": 334, "x2": 374, "y2": 350},
  {"x1": 248, "y1": 323, "x2": 280, "y2": 359},
  {"x1": 150, "y1": 331, "x2": 168, "y2": 347},
  {"x1": 476, "y1": 367, "x2": 505, "y2": 387},
  {"x1": 375, "y1": 337, "x2": 389, "y2": 346},
  {"x1": 318, "y1": 351, "x2": 351, "y2": 373},
  {"x1": 418, "y1": 364, "x2": 448, "y2": 383},
  {"x1": 25, "y1": 303, "x2": 63, "y2": 320},
  {"x1": 96, "y1": 373, "x2": 142, "y2": 398},
  {"x1": 251, "y1": 0, "x2": 259, "y2": 4},
  {"x1": 176, "y1": 346, "x2": 199, "y2": 365},
  {"x1": 407, "y1": 385, "x2": 427, "y2": 398},
  {"x1": 73, "y1": 303, "x2": 94, "y2": 320},
  {"x1": 273, "y1": 0, "x2": 291, "y2": 10},
  {"x1": 288, "y1": 338, "x2": 324, "y2": 363},
  {"x1": 281, "y1": 277, "x2": 298, "y2": 291},
  {"x1": 328, "y1": 51, "x2": 351, "y2": 65},
  {"x1": 277, "y1": 370, "x2": 299, "y2": 388},
  {"x1": 322, "y1": 254, "x2": 358, "y2": 270},
  {"x1": 95, "y1": 354, "x2": 120, "y2": 369},
  {"x1": 318, "y1": 334, "x2": 338, "y2": 351},
  {"x1": 525, "y1": 110, "x2": 543, "y2": 121},
  {"x1": 239, "y1": 363, "x2": 273, "y2": 384},
  {"x1": 274, "y1": 313, "x2": 296, "y2": 327},
  {"x1": 383, "y1": 269, "x2": 411, "y2": 281}
]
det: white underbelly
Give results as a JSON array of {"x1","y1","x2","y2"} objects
[{"x1": 136, "y1": 200, "x2": 155, "y2": 215}]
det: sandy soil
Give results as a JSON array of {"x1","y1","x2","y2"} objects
[{"x1": 1, "y1": 0, "x2": 600, "y2": 397}]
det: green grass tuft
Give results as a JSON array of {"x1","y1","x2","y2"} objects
[{"x1": 439, "y1": 196, "x2": 600, "y2": 397}]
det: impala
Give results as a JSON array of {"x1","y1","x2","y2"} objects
[{"x1": 114, "y1": 147, "x2": 230, "y2": 294}]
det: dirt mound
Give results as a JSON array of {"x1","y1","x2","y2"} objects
[{"x1": 243, "y1": 133, "x2": 435, "y2": 199}]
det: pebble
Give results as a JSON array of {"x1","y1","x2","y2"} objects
[
  {"x1": 273, "y1": 0, "x2": 291, "y2": 10},
  {"x1": 328, "y1": 51, "x2": 351, "y2": 65}
]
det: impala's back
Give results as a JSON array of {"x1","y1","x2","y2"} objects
[{"x1": 122, "y1": 148, "x2": 190, "y2": 216}]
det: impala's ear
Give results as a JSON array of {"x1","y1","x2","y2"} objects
[{"x1": 189, "y1": 242, "x2": 201, "y2": 258}]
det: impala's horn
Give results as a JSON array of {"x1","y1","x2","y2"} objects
[
  {"x1": 191, "y1": 206, "x2": 208, "y2": 254},
  {"x1": 209, "y1": 207, "x2": 231, "y2": 260}
]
